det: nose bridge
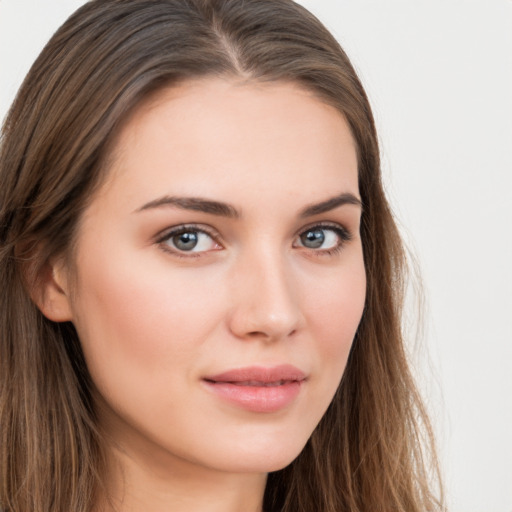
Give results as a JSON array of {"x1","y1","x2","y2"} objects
[{"x1": 228, "y1": 243, "x2": 302, "y2": 341}]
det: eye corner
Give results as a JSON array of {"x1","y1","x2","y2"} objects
[
  {"x1": 155, "y1": 223, "x2": 224, "y2": 258},
  {"x1": 294, "y1": 222, "x2": 353, "y2": 255}
]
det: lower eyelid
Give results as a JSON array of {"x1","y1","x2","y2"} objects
[
  {"x1": 155, "y1": 223, "x2": 352, "y2": 257},
  {"x1": 154, "y1": 225, "x2": 224, "y2": 255}
]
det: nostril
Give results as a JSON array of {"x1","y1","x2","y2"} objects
[
  {"x1": 246, "y1": 328, "x2": 297, "y2": 340},
  {"x1": 246, "y1": 331, "x2": 264, "y2": 338}
]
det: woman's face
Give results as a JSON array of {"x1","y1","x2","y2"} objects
[{"x1": 58, "y1": 78, "x2": 366, "y2": 476}]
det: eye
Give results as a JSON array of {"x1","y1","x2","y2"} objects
[
  {"x1": 294, "y1": 224, "x2": 351, "y2": 253},
  {"x1": 157, "y1": 226, "x2": 221, "y2": 254}
]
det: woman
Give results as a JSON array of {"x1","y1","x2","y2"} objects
[{"x1": 0, "y1": 0, "x2": 443, "y2": 511}]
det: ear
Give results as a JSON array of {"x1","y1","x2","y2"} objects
[{"x1": 31, "y1": 257, "x2": 74, "y2": 323}]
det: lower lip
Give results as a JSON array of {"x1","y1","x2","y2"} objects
[{"x1": 203, "y1": 380, "x2": 303, "y2": 413}]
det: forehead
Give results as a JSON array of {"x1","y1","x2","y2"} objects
[{"x1": 94, "y1": 78, "x2": 359, "y2": 213}]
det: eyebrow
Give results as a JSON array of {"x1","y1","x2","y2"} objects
[
  {"x1": 299, "y1": 192, "x2": 362, "y2": 217},
  {"x1": 135, "y1": 192, "x2": 362, "y2": 218},
  {"x1": 135, "y1": 196, "x2": 240, "y2": 218}
]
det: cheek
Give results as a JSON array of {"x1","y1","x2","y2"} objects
[
  {"x1": 301, "y1": 253, "x2": 366, "y2": 382},
  {"x1": 307, "y1": 256, "x2": 365, "y2": 338},
  {"x1": 69, "y1": 245, "x2": 226, "y2": 392}
]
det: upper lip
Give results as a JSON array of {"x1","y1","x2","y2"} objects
[{"x1": 204, "y1": 364, "x2": 307, "y2": 384}]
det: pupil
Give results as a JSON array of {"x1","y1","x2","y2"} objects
[
  {"x1": 301, "y1": 229, "x2": 324, "y2": 248},
  {"x1": 173, "y1": 231, "x2": 198, "y2": 250}
]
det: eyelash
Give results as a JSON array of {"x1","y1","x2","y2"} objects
[
  {"x1": 155, "y1": 224, "x2": 221, "y2": 259},
  {"x1": 294, "y1": 222, "x2": 353, "y2": 257},
  {"x1": 155, "y1": 222, "x2": 353, "y2": 258}
]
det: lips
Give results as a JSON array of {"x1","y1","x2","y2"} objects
[
  {"x1": 228, "y1": 380, "x2": 288, "y2": 387},
  {"x1": 202, "y1": 365, "x2": 306, "y2": 413}
]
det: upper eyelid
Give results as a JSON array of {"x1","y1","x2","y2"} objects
[
  {"x1": 155, "y1": 224, "x2": 223, "y2": 257},
  {"x1": 154, "y1": 223, "x2": 220, "y2": 243},
  {"x1": 153, "y1": 221, "x2": 353, "y2": 250},
  {"x1": 295, "y1": 221, "x2": 351, "y2": 237},
  {"x1": 155, "y1": 221, "x2": 348, "y2": 236}
]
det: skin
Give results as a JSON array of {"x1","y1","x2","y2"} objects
[{"x1": 41, "y1": 78, "x2": 366, "y2": 512}]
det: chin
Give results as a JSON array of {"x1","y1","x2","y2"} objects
[{"x1": 202, "y1": 430, "x2": 310, "y2": 475}]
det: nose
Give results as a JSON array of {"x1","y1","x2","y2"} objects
[{"x1": 227, "y1": 249, "x2": 304, "y2": 342}]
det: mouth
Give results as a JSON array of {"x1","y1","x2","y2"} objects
[
  {"x1": 218, "y1": 380, "x2": 290, "y2": 387},
  {"x1": 202, "y1": 365, "x2": 306, "y2": 413}
]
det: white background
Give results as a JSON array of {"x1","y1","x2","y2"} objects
[{"x1": 1, "y1": 1, "x2": 511, "y2": 511}]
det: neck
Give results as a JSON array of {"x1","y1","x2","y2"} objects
[{"x1": 95, "y1": 441, "x2": 267, "y2": 512}]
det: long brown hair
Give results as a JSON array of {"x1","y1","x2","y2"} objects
[{"x1": 0, "y1": 1, "x2": 443, "y2": 510}]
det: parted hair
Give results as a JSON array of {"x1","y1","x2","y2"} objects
[{"x1": 0, "y1": 1, "x2": 443, "y2": 511}]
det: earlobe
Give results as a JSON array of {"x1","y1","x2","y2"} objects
[{"x1": 31, "y1": 258, "x2": 74, "y2": 323}]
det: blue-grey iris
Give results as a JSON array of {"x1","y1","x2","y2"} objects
[
  {"x1": 300, "y1": 229, "x2": 324, "y2": 249},
  {"x1": 173, "y1": 231, "x2": 198, "y2": 251}
]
